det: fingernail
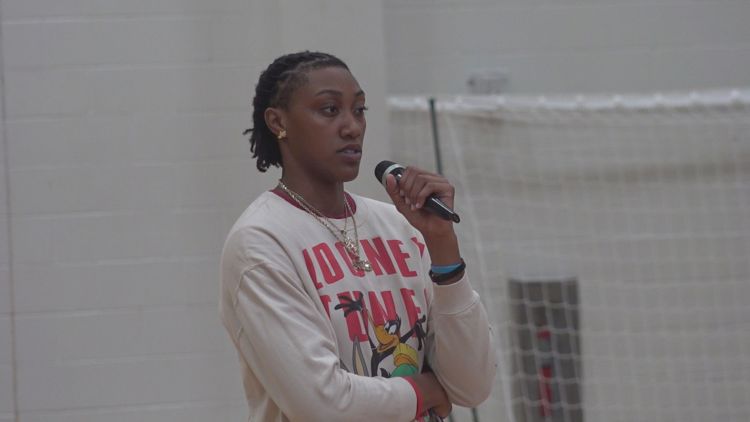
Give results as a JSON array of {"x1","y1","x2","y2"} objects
[
  {"x1": 410, "y1": 205, "x2": 416, "y2": 211},
  {"x1": 399, "y1": 190, "x2": 405, "y2": 196},
  {"x1": 405, "y1": 197, "x2": 410, "y2": 205}
]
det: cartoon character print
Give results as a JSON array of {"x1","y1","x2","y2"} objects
[{"x1": 335, "y1": 295, "x2": 427, "y2": 378}]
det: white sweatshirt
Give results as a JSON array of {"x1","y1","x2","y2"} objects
[{"x1": 220, "y1": 190, "x2": 496, "y2": 422}]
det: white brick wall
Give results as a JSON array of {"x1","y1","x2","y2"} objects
[
  {"x1": 0, "y1": 27, "x2": 17, "y2": 420},
  {"x1": 1, "y1": 0, "x2": 389, "y2": 420},
  {"x1": 383, "y1": 0, "x2": 750, "y2": 94}
]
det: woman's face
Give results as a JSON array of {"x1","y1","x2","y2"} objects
[{"x1": 277, "y1": 66, "x2": 367, "y2": 185}]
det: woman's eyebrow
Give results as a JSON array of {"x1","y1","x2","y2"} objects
[{"x1": 314, "y1": 89, "x2": 366, "y2": 97}]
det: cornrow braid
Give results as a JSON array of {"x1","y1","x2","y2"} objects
[{"x1": 245, "y1": 51, "x2": 350, "y2": 172}]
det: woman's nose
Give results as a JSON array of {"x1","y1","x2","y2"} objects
[{"x1": 340, "y1": 112, "x2": 364, "y2": 139}]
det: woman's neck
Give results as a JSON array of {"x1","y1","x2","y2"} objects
[{"x1": 278, "y1": 174, "x2": 347, "y2": 217}]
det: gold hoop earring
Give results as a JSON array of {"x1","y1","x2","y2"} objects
[{"x1": 277, "y1": 129, "x2": 287, "y2": 140}]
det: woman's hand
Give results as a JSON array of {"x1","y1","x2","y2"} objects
[
  {"x1": 409, "y1": 372, "x2": 452, "y2": 419},
  {"x1": 384, "y1": 166, "x2": 456, "y2": 239},
  {"x1": 385, "y1": 166, "x2": 462, "y2": 271}
]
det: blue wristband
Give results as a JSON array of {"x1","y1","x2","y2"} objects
[
  {"x1": 429, "y1": 258, "x2": 467, "y2": 283},
  {"x1": 430, "y1": 262, "x2": 463, "y2": 274}
]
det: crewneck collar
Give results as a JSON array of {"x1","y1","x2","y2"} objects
[{"x1": 270, "y1": 187, "x2": 357, "y2": 219}]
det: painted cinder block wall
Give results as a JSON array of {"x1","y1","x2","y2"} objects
[
  {"x1": 383, "y1": 0, "x2": 750, "y2": 95},
  {"x1": 0, "y1": 0, "x2": 388, "y2": 420},
  {"x1": 1, "y1": 48, "x2": 14, "y2": 422}
]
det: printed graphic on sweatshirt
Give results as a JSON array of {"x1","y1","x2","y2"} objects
[
  {"x1": 302, "y1": 235, "x2": 430, "y2": 379},
  {"x1": 335, "y1": 294, "x2": 426, "y2": 378},
  {"x1": 302, "y1": 236, "x2": 425, "y2": 285}
]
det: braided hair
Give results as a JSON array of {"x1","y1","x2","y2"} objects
[{"x1": 244, "y1": 51, "x2": 350, "y2": 172}]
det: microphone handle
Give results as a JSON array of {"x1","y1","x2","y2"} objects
[{"x1": 392, "y1": 173, "x2": 461, "y2": 223}]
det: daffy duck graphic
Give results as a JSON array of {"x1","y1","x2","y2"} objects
[{"x1": 335, "y1": 295, "x2": 427, "y2": 378}]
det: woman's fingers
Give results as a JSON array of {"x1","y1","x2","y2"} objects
[
  {"x1": 400, "y1": 167, "x2": 454, "y2": 210},
  {"x1": 385, "y1": 174, "x2": 410, "y2": 213}
]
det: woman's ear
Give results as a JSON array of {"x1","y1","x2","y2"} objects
[{"x1": 264, "y1": 107, "x2": 287, "y2": 139}]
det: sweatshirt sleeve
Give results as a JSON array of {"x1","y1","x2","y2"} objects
[
  {"x1": 426, "y1": 272, "x2": 497, "y2": 407},
  {"x1": 221, "y1": 261, "x2": 418, "y2": 422}
]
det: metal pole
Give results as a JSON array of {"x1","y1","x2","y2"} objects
[
  {"x1": 427, "y1": 97, "x2": 480, "y2": 422},
  {"x1": 428, "y1": 97, "x2": 443, "y2": 175}
]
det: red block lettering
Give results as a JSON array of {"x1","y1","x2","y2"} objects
[
  {"x1": 313, "y1": 243, "x2": 344, "y2": 285},
  {"x1": 303, "y1": 248, "x2": 323, "y2": 290},
  {"x1": 319, "y1": 294, "x2": 332, "y2": 318},
  {"x1": 411, "y1": 236, "x2": 426, "y2": 258},
  {"x1": 361, "y1": 237, "x2": 397, "y2": 276},
  {"x1": 367, "y1": 291, "x2": 397, "y2": 327},
  {"x1": 400, "y1": 288, "x2": 423, "y2": 328},
  {"x1": 387, "y1": 239, "x2": 418, "y2": 277},
  {"x1": 337, "y1": 291, "x2": 368, "y2": 342}
]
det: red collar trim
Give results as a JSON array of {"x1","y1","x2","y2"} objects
[{"x1": 271, "y1": 187, "x2": 357, "y2": 219}]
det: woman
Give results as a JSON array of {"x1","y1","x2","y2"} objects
[{"x1": 220, "y1": 51, "x2": 496, "y2": 421}]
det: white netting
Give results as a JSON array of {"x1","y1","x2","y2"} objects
[{"x1": 388, "y1": 90, "x2": 750, "y2": 422}]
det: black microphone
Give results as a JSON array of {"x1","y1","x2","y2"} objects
[{"x1": 374, "y1": 160, "x2": 461, "y2": 223}]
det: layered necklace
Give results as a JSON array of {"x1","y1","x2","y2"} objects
[{"x1": 277, "y1": 180, "x2": 372, "y2": 272}]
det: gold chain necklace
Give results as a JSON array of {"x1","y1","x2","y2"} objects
[{"x1": 277, "y1": 180, "x2": 372, "y2": 272}]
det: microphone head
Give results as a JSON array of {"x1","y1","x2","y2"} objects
[{"x1": 374, "y1": 160, "x2": 404, "y2": 185}]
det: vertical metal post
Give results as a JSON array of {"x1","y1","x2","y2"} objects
[
  {"x1": 471, "y1": 409, "x2": 481, "y2": 422},
  {"x1": 428, "y1": 97, "x2": 444, "y2": 175},
  {"x1": 427, "y1": 97, "x2": 481, "y2": 422}
]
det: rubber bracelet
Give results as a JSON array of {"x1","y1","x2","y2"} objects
[
  {"x1": 429, "y1": 258, "x2": 466, "y2": 283},
  {"x1": 430, "y1": 262, "x2": 463, "y2": 274}
]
